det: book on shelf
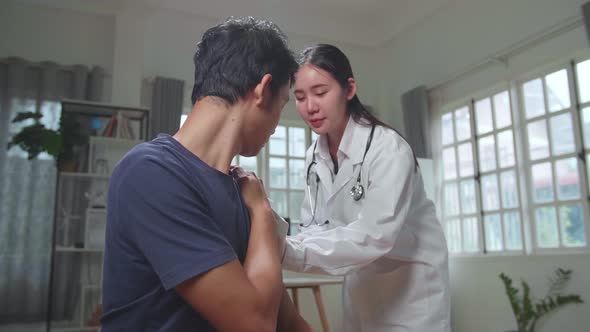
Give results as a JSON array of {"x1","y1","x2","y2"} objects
[
  {"x1": 100, "y1": 113, "x2": 135, "y2": 139},
  {"x1": 101, "y1": 115, "x2": 117, "y2": 137}
]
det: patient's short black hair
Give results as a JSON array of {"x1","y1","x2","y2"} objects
[{"x1": 191, "y1": 17, "x2": 298, "y2": 105}]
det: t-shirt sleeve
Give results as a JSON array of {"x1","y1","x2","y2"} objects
[{"x1": 115, "y1": 158, "x2": 237, "y2": 290}]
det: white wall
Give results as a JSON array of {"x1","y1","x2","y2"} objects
[
  {"x1": 0, "y1": 2, "x2": 115, "y2": 100},
  {"x1": 1, "y1": 1, "x2": 380, "y2": 121},
  {"x1": 0, "y1": 2, "x2": 115, "y2": 70},
  {"x1": 377, "y1": 1, "x2": 590, "y2": 331},
  {"x1": 142, "y1": 8, "x2": 380, "y2": 122},
  {"x1": 378, "y1": 0, "x2": 590, "y2": 134}
]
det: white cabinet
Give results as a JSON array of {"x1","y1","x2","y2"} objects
[{"x1": 48, "y1": 100, "x2": 149, "y2": 331}]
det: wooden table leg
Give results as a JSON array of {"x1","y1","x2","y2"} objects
[
  {"x1": 291, "y1": 288, "x2": 300, "y2": 313},
  {"x1": 312, "y1": 286, "x2": 331, "y2": 332}
]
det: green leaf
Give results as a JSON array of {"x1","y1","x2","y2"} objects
[
  {"x1": 521, "y1": 280, "x2": 535, "y2": 330},
  {"x1": 12, "y1": 112, "x2": 43, "y2": 123},
  {"x1": 500, "y1": 273, "x2": 523, "y2": 329}
]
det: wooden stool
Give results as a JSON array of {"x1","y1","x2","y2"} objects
[{"x1": 283, "y1": 277, "x2": 344, "y2": 332}]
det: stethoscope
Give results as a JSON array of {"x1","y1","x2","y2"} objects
[{"x1": 301, "y1": 124, "x2": 375, "y2": 227}]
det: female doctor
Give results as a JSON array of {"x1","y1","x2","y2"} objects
[{"x1": 282, "y1": 44, "x2": 451, "y2": 332}]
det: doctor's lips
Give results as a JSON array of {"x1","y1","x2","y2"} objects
[{"x1": 309, "y1": 118, "x2": 325, "y2": 128}]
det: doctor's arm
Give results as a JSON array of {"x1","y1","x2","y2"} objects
[{"x1": 283, "y1": 141, "x2": 416, "y2": 276}]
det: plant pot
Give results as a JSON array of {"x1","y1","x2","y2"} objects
[{"x1": 59, "y1": 159, "x2": 77, "y2": 172}]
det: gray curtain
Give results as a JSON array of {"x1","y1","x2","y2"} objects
[
  {"x1": 583, "y1": 2, "x2": 590, "y2": 45},
  {"x1": 149, "y1": 77, "x2": 184, "y2": 139},
  {"x1": 0, "y1": 57, "x2": 103, "y2": 324},
  {"x1": 402, "y1": 85, "x2": 432, "y2": 158}
]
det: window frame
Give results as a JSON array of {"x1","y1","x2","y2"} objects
[{"x1": 439, "y1": 56, "x2": 590, "y2": 257}]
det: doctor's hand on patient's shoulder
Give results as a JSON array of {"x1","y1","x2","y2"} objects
[{"x1": 231, "y1": 166, "x2": 271, "y2": 214}]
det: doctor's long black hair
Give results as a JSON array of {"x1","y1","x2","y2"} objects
[{"x1": 298, "y1": 44, "x2": 418, "y2": 170}]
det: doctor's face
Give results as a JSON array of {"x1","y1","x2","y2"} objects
[{"x1": 293, "y1": 64, "x2": 352, "y2": 136}]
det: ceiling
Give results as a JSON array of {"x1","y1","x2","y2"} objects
[{"x1": 15, "y1": 0, "x2": 455, "y2": 47}]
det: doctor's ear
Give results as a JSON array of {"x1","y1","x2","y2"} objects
[{"x1": 345, "y1": 78, "x2": 357, "y2": 101}]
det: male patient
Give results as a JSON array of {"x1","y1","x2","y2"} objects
[{"x1": 102, "y1": 17, "x2": 311, "y2": 332}]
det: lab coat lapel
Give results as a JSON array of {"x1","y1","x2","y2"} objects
[
  {"x1": 326, "y1": 120, "x2": 372, "y2": 203},
  {"x1": 315, "y1": 159, "x2": 332, "y2": 195},
  {"x1": 327, "y1": 161, "x2": 356, "y2": 203}
]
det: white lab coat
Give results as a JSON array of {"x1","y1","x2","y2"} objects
[{"x1": 283, "y1": 117, "x2": 451, "y2": 332}]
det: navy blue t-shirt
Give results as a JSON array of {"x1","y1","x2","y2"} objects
[{"x1": 101, "y1": 134, "x2": 250, "y2": 331}]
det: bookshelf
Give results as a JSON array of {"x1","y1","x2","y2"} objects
[{"x1": 46, "y1": 99, "x2": 149, "y2": 332}]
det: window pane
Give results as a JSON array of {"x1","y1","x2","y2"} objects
[
  {"x1": 484, "y1": 214, "x2": 503, "y2": 251},
  {"x1": 442, "y1": 113, "x2": 454, "y2": 145},
  {"x1": 311, "y1": 131, "x2": 319, "y2": 142},
  {"x1": 545, "y1": 69, "x2": 571, "y2": 112},
  {"x1": 269, "y1": 126, "x2": 286, "y2": 155},
  {"x1": 559, "y1": 204, "x2": 587, "y2": 247},
  {"x1": 523, "y1": 78, "x2": 545, "y2": 119},
  {"x1": 481, "y1": 174, "x2": 500, "y2": 211},
  {"x1": 555, "y1": 158, "x2": 580, "y2": 200},
  {"x1": 527, "y1": 119, "x2": 550, "y2": 160},
  {"x1": 231, "y1": 156, "x2": 237, "y2": 165},
  {"x1": 462, "y1": 217, "x2": 479, "y2": 253},
  {"x1": 504, "y1": 212, "x2": 523, "y2": 250},
  {"x1": 457, "y1": 143, "x2": 474, "y2": 177},
  {"x1": 443, "y1": 147, "x2": 457, "y2": 180},
  {"x1": 445, "y1": 218, "x2": 461, "y2": 253},
  {"x1": 550, "y1": 113, "x2": 575, "y2": 156},
  {"x1": 497, "y1": 130, "x2": 515, "y2": 168},
  {"x1": 582, "y1": 107, "x2": 590, "y2": 147},
  {"x1": 289, "y1": 191, "x2": 305, "y2": 222},
  {"x1": 289, "y1": 127, "x2": 306, "y2": 157},
  {"x1": 454, "y1": 106, "x2": 471, "y2": 141},
  {"x1": 500, "y1": 170, "x2": 519, "y2": 208},
  {"x1": 493, "y1": 91, "x2": 512, "y2": 129},
  {"x1": 40, "y1": 101, "x2": 61, "y2": 130},
  {"x1": 475, "y1": 98, "x2": 494, "y2": 134},
  {"x1": 444, "y1": 183, "x2": 460, "y2": 216},
  {"x1": 269, "y1": 190, "x2": 287, "y2": 217},
  {"x1": 535, "y1": 207, "x2": 559, "y2": 248},
  {"x1": 289, "y1": 159, "x2": 306, "y2": 190},
  {"x1": 532, "y1": 162, "x2": 554, "y2": 203},
  {"x1": 269, "y1": 158, "x2": 287, "y2": 188},
  {"x1": 478, "y1": 135, "x2": 497, "y2": 172},
  {"x1": 239, "y1": 156, "x2": 258, "y2": 173},
  {"x1": 460, "y1": 180, "x2": 477, "y2": 214},
  {"x1": 577, "y1": 59, "x2": 590, "y2": 103}
]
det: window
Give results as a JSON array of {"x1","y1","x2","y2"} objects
[
  {"x1": 521, "y1": 67, "x2": 587, "y2": 250},
  {"x1": 440, "y1": 57, "x2": 590, "y2": 255},
  {"x1": 265, "y1": 124, "x2": 310, "y2": 234},
  {"x1": 441, "y1": 91, "x2": 523, "y2": 254},
  {"x1": 7, "y1": 99, "x2": 61, "y2": 160}
]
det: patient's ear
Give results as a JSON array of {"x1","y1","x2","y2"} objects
[{"x1": 254, "y1": 74, "x2": 273, "y2": 107}]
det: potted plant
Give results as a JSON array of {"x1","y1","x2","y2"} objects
[
  {"x1": 6, "y1": 111, "x2": 86, "y2": 171},
  {"x1": 499, "y1": 268, "x2": 583, "y2": 332}
]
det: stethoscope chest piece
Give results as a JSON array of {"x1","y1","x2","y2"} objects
[{"x1": 350, "y1": 182, "x2": 364, "y2": 201}]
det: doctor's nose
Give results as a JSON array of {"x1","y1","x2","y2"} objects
[{"x1": 306, "y1": 99, "x2": 319, "y2": 113}]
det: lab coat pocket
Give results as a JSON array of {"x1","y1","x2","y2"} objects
[{"x1": 365, "y1": 263, "x2": 429, "y2": 324}]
